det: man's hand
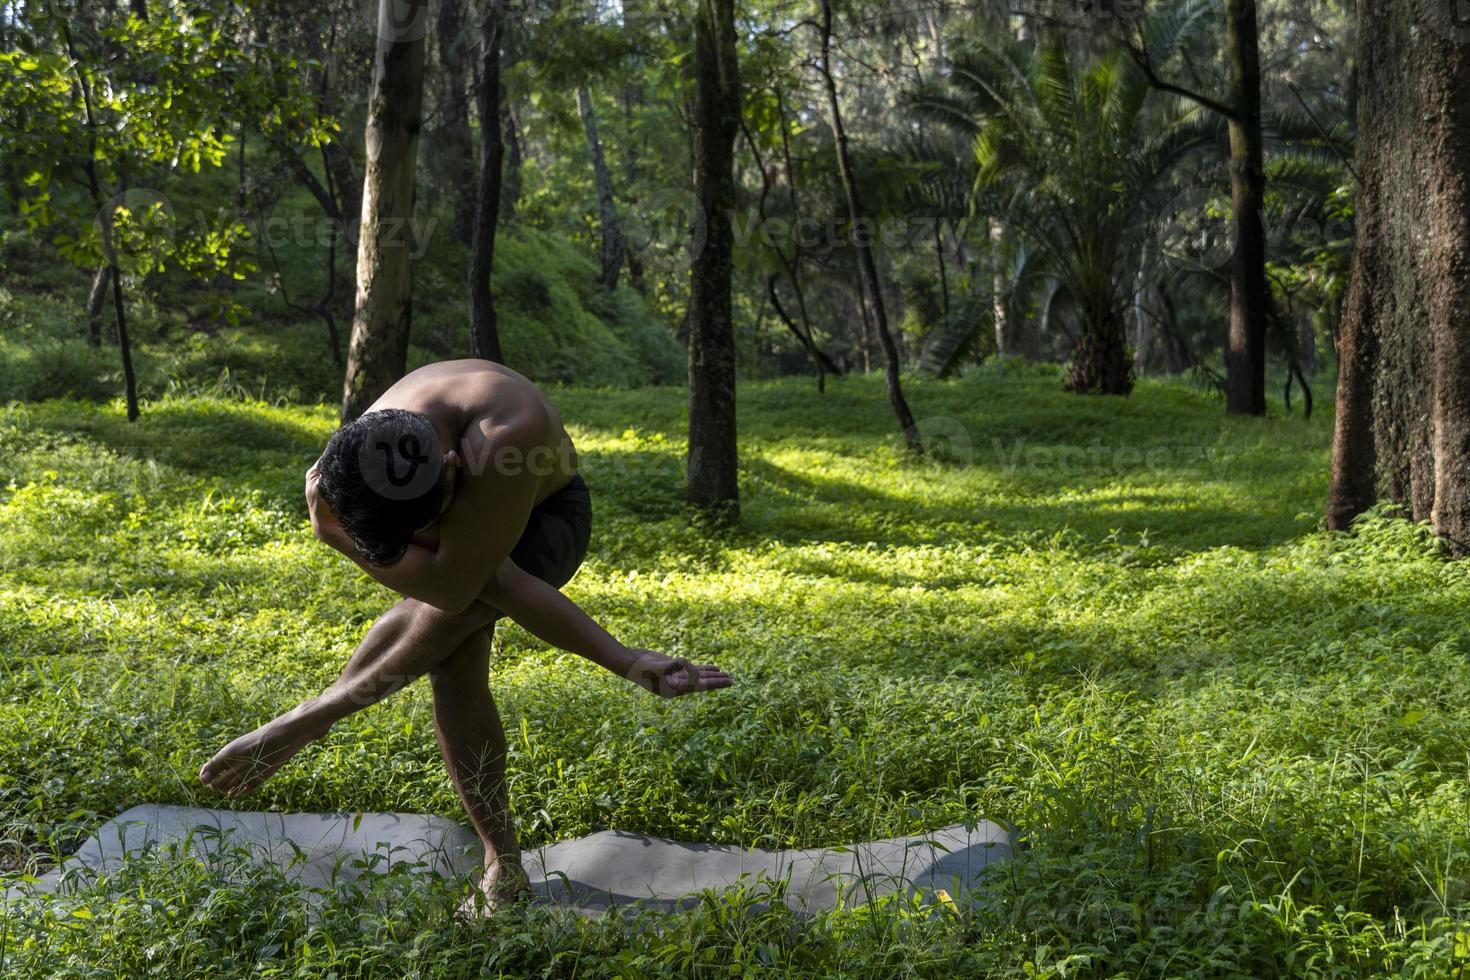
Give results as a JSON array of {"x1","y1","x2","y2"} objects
[{"x1": 624, "y1": 649, "x2": 733, "y2": 698}]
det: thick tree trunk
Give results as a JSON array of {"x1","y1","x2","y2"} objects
[
  {"x1": 1067, "y1": 304, "x2": 1133, "y2": 395},
  {"x1": 1327, "y1": 0, "x2": 1470, "y2": 552},
  {"x1": 468, "y1": 2, "x2": 505, "y2": 362},
  {"x1": 1224, "y1": 0, "x2": 1268, "y2": 415},
  {"x1": 578, "y1": 85, "x2": 625, "y2": 290},
  {"x1": 817, "y1": 0, "x2": 920, "y2": 452},
  {"x1": 435, "y1": 0, "x2": 477, "y2": 245},
  {"x1": 341, "y1": 0, "x2": 427, "y2": 422},
  {"x1": 685, "y1": 0, "x2": 741, "y2": 515}
]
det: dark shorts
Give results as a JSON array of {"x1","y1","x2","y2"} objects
[{"x1": 505, "y1": 472, "x2": 592, "y2": 595}]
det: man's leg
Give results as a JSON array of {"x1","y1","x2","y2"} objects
[
  {"x1": 200, "y1": 596, "x2": 499, "y2": 796},
  {"x1": 427, "y1": 627, "x2": 525, "y2": 907}
]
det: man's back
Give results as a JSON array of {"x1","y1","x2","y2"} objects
[{"x1": 369, "y1": 359, "x2": 578, "y2": 505}]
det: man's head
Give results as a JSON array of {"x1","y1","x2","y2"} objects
[{"x1": 316, "y1": 409, "x2": 453, "y2": 566}]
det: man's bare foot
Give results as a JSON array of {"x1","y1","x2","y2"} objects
[
  {"x1": 199, "y1": 710, "x2": 330, "y2": 798},
  {"x1": 456, "y1": 857, "x2": 530, "y2": 919}
]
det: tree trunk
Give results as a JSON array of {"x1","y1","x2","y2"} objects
[
  {"x1": 620, "y1": 83, "x2": 646, "y2": 292},
  {"x1": 817, "y1": 0, "x2": 920, "y2": 452},
  {"x1": 1300, "y1": 315, "x2": 1319, "y2": 376},
  {"x1": 1327, "y1": 0, "x2": 1470, "y2": 552},
  {"x1": 501, "y1": 103, "x2": 522, "y2": 222},
  {"x1": 685, "y1": 0, "x2": 741, "y2": 516},
  {"x1": 1066, "y1": 299, "x2": 1133, "y2": 395},
  {"x1": 109, "y1": 264, "x2": 139, "y2": 421},
  {"x1": 1223, "y1": 0, "x2": 1268, "y2": 415},
  {"x1": 468, "y1": 1, "x2": 505, "y2": 361},
  {"x1": 1160, "y1": 287, "x2": 1188, "y2": 373},
  {"x1": 578, "y1": 85, "x2": 625, "y2": 290},
  {"x1": 341, "y1": 0, "x2": 427, "y2": 422},
  {"x1": 990, "y1": 218, "x2": 1013, "y2": 356},
  {"x1": 1133, "y1": 277, "x2": 1154, "y2": 376},
  {"x1": 741, "y1": 108, "x2": 838, "y2": 390},
  {"x1": 85, "y1": 264, "x2": 109, "y2": 345},
  {"x1": 934, "y1": 219, "x2": 950, "y2": 319},
  {"x1": 435, "y1": 0, "x2": 477, "y2": 246}
]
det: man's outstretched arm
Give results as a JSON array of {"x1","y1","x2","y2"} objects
[{"x1": 482, "y1": 558, "x2": 733, "y2": 697}]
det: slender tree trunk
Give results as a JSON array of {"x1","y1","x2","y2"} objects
[
  {"x1": 934, "y1": 219, "x2": 950, "y2": 319},
  {"x1": 324, "y1": 148, "x2": 360, "y2": 248},
  {"x1": 1327, "y1": 0, "x2": 1470, "y2": 552},
  {"x1": 1159, "y1": 286, "x2": 1189, "y2": 373},
  {"x1": 685, "y1": 0, "x2": 741, "y2": 516},
  {"x1": 341, "y1": 0, "x2": 427, "y2": 421},
  {"x1": 468, "y1": 1, "x2": 505, "y2": 361},
  {"x1": 435, "y1": 0, "x2": 477, "y2": 245},
  {"x1": 620, "y1": 83, "x2": 646, "y2": 291},
  {"x1": 1133, "y1": 275, "x2": 1154, "y2": 376},
  {"x1": 500, "y1": 103, "x2": 522, "y2": 222},
  {"x1": 990, "y1": 218, "x2": 1010, "y2": 356},
  {"x1": 62, "y1": 19, "x2": 138, "y2": 419},
  {"x1": 578, "y1": 85, "x2": 625, "y2": 290},
  {"x1": 1300, "y1": 316, "x2": 1319, "y2": 375},
  {"x1": 85, "y1": 264, "x2": 109, "y2": 345},
  {"x1": 107, "y1": 265, "x2": 138, "y2": 421},
  {"x1": 1224, "y1": 0, "x2": 1268, "y2": 415},
  {"x1": 767, "y1": 274, "x2": 839, "y2": 391},
  {"x1": 741, "y1": 114, "x2": 838, "y2": 390},
  {"x1": 817, "y1": 0, "x2": 920, "y2": 451}
]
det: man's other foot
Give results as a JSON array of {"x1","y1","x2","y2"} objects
[{"x1": 198, "y1": 712, "x2": 329, "y2": 797}]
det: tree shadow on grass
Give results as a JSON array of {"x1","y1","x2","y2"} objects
[{"x1": 738, "y1": 455, "x2": 1320, "y2": 560}]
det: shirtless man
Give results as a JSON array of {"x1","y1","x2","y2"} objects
[{"x1": 198, "y1": 359, "x2": 733, "y2": 908}]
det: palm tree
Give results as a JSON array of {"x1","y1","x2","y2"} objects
[{"x1": 915, "y1": 38, "x2": 1213, "y2": 394}]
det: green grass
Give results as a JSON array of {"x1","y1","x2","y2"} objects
[{"x1": 2, "y1": 365, "x2": 1468, "y2": 977}]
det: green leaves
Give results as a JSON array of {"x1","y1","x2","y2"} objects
[{"x1": 0, "y1": 0, "x2": 317, "y2": 289}]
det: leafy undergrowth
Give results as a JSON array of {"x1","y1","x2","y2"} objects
[{"x1": 2, "y1": 367, "x2": 1468, "y2": 977}]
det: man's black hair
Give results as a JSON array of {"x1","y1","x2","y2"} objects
[{"x1": 316, "y1": 408, "x2": 446, "y2": 566}]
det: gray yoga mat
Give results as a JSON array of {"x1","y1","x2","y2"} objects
[{"x1": 25, "y1": 804, "x2": 1012, "y2": 914}]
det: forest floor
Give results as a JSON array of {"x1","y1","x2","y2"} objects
[{"x1": 3, "y1": 367, "x2": 1468, "y2": 977}]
